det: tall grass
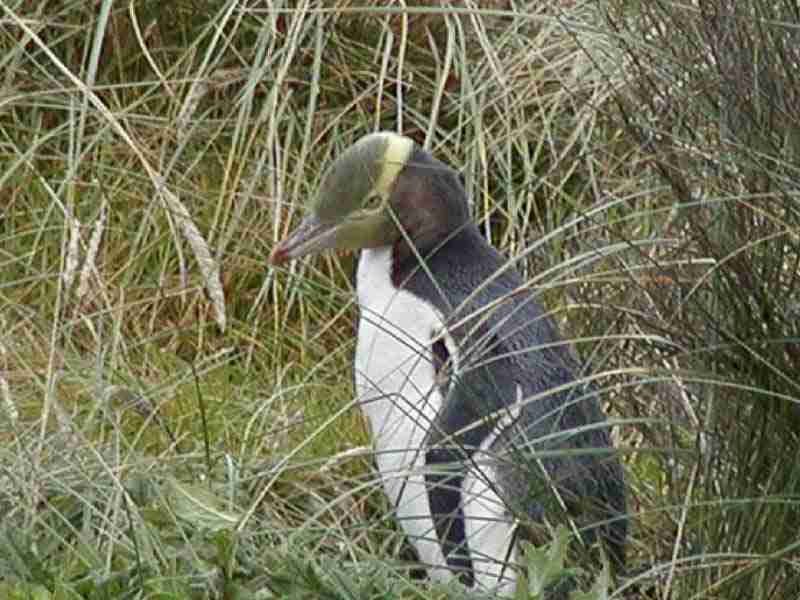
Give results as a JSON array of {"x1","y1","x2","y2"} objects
[
  {"x1": 596, "y1": 1, "x2": 800, "y2": 597},
  {"x1": 1, "y1": 0, "x2": 798, "y2": 598}
]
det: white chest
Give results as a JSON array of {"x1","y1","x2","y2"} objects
[
  {"x1": 353, "y1": 247, "x2": 518, "y2": 591},
  {"x1": 354, "y1": 248, "x2": 446, "y2": 487},
  {"x1": 354, "y1": 247, "x2": 452, "y2": 575}
]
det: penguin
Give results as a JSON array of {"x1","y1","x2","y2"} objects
[{"x1": 269, "y1": 132, "x2": 626, "y2": 592}]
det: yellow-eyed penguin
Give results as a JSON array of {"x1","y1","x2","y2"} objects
[{"x1": 269, "y1": 132, "x2": 626, "y2": 592}]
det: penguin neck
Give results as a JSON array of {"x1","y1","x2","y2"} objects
[
  {"x1": 355, "y1": 242, "x2": 418, "y2": 296},
  {"x1": 356, "y1": 244, "x2": 436, "y2": 313},
  {"x1": 388, "y1": 221, "x2": 480, "y2": 289},
  {"x1": 356, "y1": 223, "x2": 484, "y2": 311}
]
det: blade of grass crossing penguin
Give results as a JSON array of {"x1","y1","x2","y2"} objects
[{"x1": 269, "y1": 132, "x2": 627, "y2": 592}]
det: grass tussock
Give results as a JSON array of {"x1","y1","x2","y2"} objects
[{"x1": 1, "y1": 0, "x2": 799, "y2": 598}]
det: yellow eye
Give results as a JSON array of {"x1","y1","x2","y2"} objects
[{"x1": 364, "y1": 194, "x2": 382, "y2": 211}]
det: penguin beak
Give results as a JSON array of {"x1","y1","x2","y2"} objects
[{"x1": 269, "y1": 214, "x2": 342, "y2": 265}]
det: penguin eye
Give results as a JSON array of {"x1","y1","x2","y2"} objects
[{"x1": 363, "y1": 193, "x2": 382, "y2": 211}]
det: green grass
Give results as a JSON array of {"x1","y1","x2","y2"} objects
[{"x1": 2, "y1": 0, "x2": 800, "y2": 598}]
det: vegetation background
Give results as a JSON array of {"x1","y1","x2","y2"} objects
[{"x1": 1, "y1": 1, "x2": 799, "y2": 598}]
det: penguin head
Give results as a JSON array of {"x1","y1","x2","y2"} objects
[{"x1": 269, "y1": 131, "x2": 469, "y2": 264}]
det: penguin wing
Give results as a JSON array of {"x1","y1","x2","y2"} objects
[{"x1": 426, "y1": 323, "x2": 628, "y2": 569}]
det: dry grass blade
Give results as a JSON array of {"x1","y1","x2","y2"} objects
[
  {"x1": 76, "y1": 195, "x2": 107, "y2": 302},
  {"x1": 159, "y1": 185, "x2": 227, "y2": 332}
]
